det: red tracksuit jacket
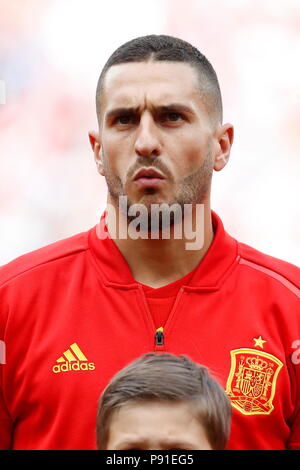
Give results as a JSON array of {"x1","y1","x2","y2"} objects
[{"x1": 0, "y1": 212, "x2": 299, "y2": 449}]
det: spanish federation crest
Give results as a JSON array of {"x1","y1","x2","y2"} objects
[{"x1": 225, "y1": 349, "x2": 283, "y2": 415}]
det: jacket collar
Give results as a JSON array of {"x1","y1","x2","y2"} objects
[{"x1": 89, "y1": 211, "x2": 239, "y2": 291}]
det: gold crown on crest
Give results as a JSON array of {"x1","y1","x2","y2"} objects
[{"x1": 246, "y1": 356, "x2": 268, "y2": 371}]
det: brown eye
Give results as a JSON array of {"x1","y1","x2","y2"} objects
[
  {"x1": 161, "y1": 112, "x2": 184, "y2": 123},
  {"x1": 117, "y1": 115, "x2": 132, "y2": 124},
  {"x1": 168, "y1": 112, "x2": 182, "y2": 121}
]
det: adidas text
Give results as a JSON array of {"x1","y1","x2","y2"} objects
[{"x1": 52, "y1": 361, "x2": 96, "y2": 373}]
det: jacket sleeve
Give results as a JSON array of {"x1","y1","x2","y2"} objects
[
  {"x1": 287, "y1": 301, "x2": 300, "y2": 450},
  {"x1": 0, "y1": 282, "x2": 13, "y2": 449},
  {"x1": 287, "y1": 364, "x2": 300, "y2": 450},
  {"x1": 0, "y1": 363, "x2": 13, "y2": 449},
  {"x1": 287, "y1": 408, "x2": 300, "y2": 450}
]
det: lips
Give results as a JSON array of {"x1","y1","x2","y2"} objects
[
  {"x1": 133, "y1": 168, "x2": 165, "y2": 181},
  {"x1": 132, "y1": 167, "x2": 166, "y2": 189}
]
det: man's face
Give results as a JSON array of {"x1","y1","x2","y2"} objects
[
  {"x1": 95, "y1": 61, "x2": 226, "y2": 212},
  {"x1": 105, "y1": 400, "x2": 212, "y2": 450}
]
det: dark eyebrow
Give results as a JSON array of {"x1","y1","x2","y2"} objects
[
  {"x1": 105, "y1": 103, "x2": 195, "y2": 121},
  {"x1": 105, "y1": 107, "x2": 140, "y2": 121},
  {"x1": 155, "y1": 104, "x2": 195, "y2": 115}
]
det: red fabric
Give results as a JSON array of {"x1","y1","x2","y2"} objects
[
  {"x1": 141, "y1": 269, "x2": 197, "y2": 329},
  {"x1": 0, "y1": 212, "x2": 299, "y2": 450}
]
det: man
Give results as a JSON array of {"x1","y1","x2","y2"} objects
[
  {"x1": 96, "y1": 352, "x2": 231, "y2": 450},
  {"x1": 0, "y1": 35, "x2": 299, "y2": 450}
]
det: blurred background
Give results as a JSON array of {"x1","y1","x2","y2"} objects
[{"x1": 0, "y1": 0, "x2": 299, "y2": 266}]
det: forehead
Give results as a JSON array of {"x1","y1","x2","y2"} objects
[
  {"x1": 101, "y1": 61, "x2": 202, "y2": 111},
  {"x1": 107, "y1": 400, "x2": 209, "y2": 448}
]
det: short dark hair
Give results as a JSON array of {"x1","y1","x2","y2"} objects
[
  {"x1": 96, "y1": 34, "x2": 223, "y2": 124},
  {"x1": 96, "y1": 353, "x2": 232, "y2": 450}
]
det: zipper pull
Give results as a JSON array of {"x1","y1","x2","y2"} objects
[{"x1": 155, "y1": 327, "x2": 164, "y2": 346}]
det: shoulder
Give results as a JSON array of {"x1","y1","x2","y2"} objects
[
  {"x1": 237, "y1": 241, "x2": 300, "y2": 298},
  {"x1": 0, "y1": 229, "x2": 91, "y2": 288}
]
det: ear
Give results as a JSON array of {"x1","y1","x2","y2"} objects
[
  {"x1": 88, "y1": 131, "x2": 104, "y2": 176},
  {"x1": 213, "y1": 123, "x2": 234, "y2": 172}
]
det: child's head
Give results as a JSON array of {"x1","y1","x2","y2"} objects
[{"x1": 97, "y1": 353, "x2": 231, "y2": 450}]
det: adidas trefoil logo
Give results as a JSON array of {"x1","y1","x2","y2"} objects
[{"x1": 52, "y1": 343, "x2": 96, "y2": 374}]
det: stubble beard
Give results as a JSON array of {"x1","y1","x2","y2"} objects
[{"x1": 102, "y1": 149, "x2": 213, "y2": 232}]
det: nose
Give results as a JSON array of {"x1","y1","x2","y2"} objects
[{"x1": 134, "y1": 113, "x2": 162, "y2": 158}]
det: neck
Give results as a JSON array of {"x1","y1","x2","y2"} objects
[{"x1": 106, "y1": 200, "x2": 214, "y2": 288}]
